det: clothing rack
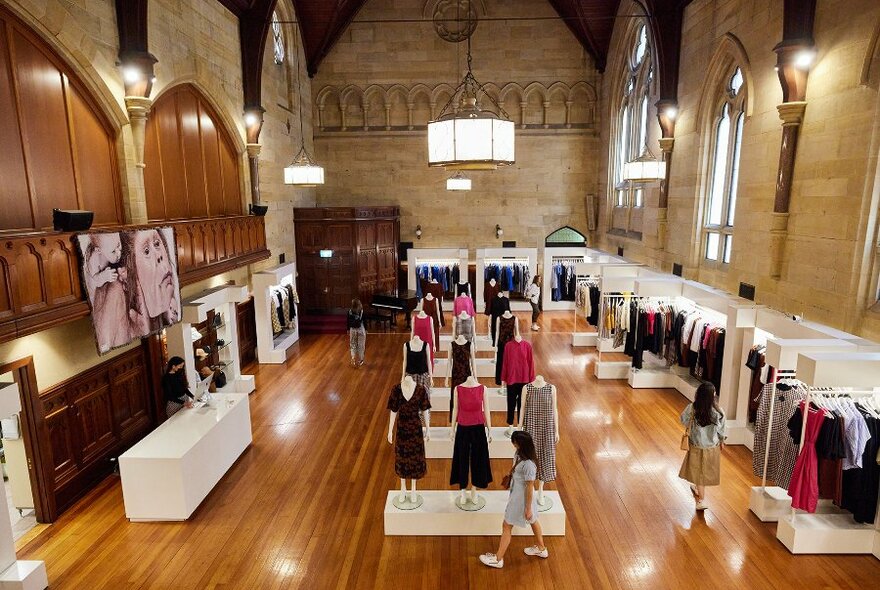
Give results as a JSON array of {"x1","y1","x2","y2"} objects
[
  {"x1": 572, "y1": 273, "x2": 600, "y2": 341},
  {"x1": 760, "y1": 369, "x2": 797, "y2": 491},
  {"x1": 596, "y1": 292, "x2": 636, "y2": 364},
  {"x1": 485, "y1": 258, "x2": 529, "y2": 264}
]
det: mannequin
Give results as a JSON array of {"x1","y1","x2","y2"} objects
[
  {"x1": 500, "y1": 330, "x2": 534, "y2": 437},
  {"x1": 410, "y1": 308, "x2": 436, "y2": 365},
  {"x1": 402, "y1": 335, "x2": 433, "y2": 433},
  {"x1": 450, "y1": 375, "x2": 493, "y2": 508},
  {"x1": 454, "y1": 310, "x2": 475, "y2": 343},
  {"x1": 489, "y1": 292, "x2": 511, "y2": 346},
  {"x1": 494, "y1": 309, "x2": 519, "y2": 390},
  {"x1": 445, "y1": 333, "x2": 476, "y2": 415},
  {"x1": 387, "y1": 375, "x2": 430, "y2": 508},
  {"x1": 520, "y1": 374, "x2": 559, "y2": 507},
  {"x1": 455, "y1": 280, "x2": 471, "y2": 298},
  {"x1": 484, "y1": 278, "x2": 499, "y2": 316},
  {"x1": 453, "y1": 291, "x2": 476, "y2": 318},
  {"x1": 421, "y1": 292, "x2": 443, "y2": 337}
]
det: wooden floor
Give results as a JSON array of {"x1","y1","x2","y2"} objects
[{"x1": 17, "y1": 311, "x2": 880, "y2": 589}]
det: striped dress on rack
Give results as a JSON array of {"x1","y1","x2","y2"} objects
[
  {"x1": 752, "y1": 382, "x2": 807, "y2": 488},
  {"x1": 522, "y1": 383, "x2": 557, "y2": 482}
]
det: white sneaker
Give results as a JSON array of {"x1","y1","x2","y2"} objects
[
  {"x1": 695, "y1": 501, "x2": 708, "y2": 511},
  {"x1": 479, "y1": 553, "x2": 504, "y2": 569},
  {"x1": 524, "y1": 545, "x2": 549, "y2": 558}
]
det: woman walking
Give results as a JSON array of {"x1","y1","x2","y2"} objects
[
  {"x1": 525, "y1": 276, "x2": 541, "y2": 331},
  {"x1": 479, "y1": 431, "x2": 548, "y2": 568},
  {"x1": 347, "y1": 299, "x2": 366, "y2": 367},
  {"x1": 679, "y1": 382, "x2": 726, "y2": 510}
]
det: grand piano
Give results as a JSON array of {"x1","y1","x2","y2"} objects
[{"x1": 371, "y1": 289, "x2": 419, "y2": 328}]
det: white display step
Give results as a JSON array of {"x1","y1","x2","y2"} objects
[
  {"x1": 572, "y1": 332, "x2": 597, "y2": 347},
  {"x1": 260, "y1": 328, "x2": 299, "y2": 364},
  {"x1": 439, "y1": 334, "x2": 494, "y2": 352},
  {"x1": 216, "y1": 375, "x2": 255, "y2": 395},
  {"x1": 628, "y1": 367, "x2": 676, "y2": 388},
  {"x1": 434, "y1": 357, "x2": 495, "y2": 378},
  {"x1": 594, "y1": 361, "x2": 629, "y2": 379},
  {"x1": 776, "y1": 512, "x2": 875, "y2": 554},
  {"x1": 431, "y1": 387, "x2": 508, "y2": 413},
  {"x1": 598, "y1": 338, "x2": 623, "y2": 353},
  {"x1": 384, "y1": 490, "x2": 566, "y2": 536},
  {"x1": 424, "y1": 427, "x2": 514, "y2": 459},
  {"x1": 0, "y1": 560, "x2": 48, "y2": 590},
  {"x1": 673, "y1": 374, "x2": 702, "y2": 402},
  {"x1": 749, "y1": 486, "x2": 792, "y2": 522}
]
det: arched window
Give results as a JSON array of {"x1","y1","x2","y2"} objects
[
  {"x1": 703, "y1": 67, "x2": 745, "y2": 264},
  {"x1": 272, "y1": 11, "x2": 284, "y2": 64},
  {"x1": 545, "y1": 226, "x2": 587, "y2": 246},
  {"x1": 610, "y1": 23, "x2": 654, "y2": 237}
]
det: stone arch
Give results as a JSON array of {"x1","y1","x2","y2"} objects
[
  {"x1": 316, "y1": 86, "x2": 342, "y2": 129},
  {"x1": 152, "y1": 78, "x2": 247, "y2": 153},
  {"x1": 0, "y1": 2, "x2": 127, "y2": 130},
  {"x1": 340, "y1": 84, "x2": 365, "y2": 130},
  {"x1": 408, "y1": 83, "x2": 433, "y2": 125},
  {"x1": 362, "y1": 84, "x2": 387, "y2": 129},
  {"x1": 386, "y1": 84, "x2": 409, "y2": 128},
  {"x1": 861, "y1": 15, "x2": 880, "y2": 88},
  {"x1": 696, "y1": 33, "x2": 755, "y2": 128},
  {"x1": 522, "y1": 82, "x2": 546, "y2": 126},
  {"x1": 431, "y1": 83, "x2": 456, "y2": 118}
]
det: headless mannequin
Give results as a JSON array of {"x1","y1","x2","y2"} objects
[
  {"x1": 387, "y1": 376, "x2": 421, "y2": 504},
  {"x1": 445, "y1": 334, "x2": 477, "y2": 391},
  {"x1": 519, "y1": 374, "x2": 560, "y2": 506},
  {"x1": 485, "y1": 278, "x2": 497, "y2": 324},
  {"x1": 500, "y1": 329, "x2": 525, "y2": 435},
  {"x1": 453, "y1": 310, "x2": 471, "y2": 340},
  {"x1": 450, "y1": 375, "x2": 493, "y2": 505},
  {"x1": 410, "y1": 309, "x2": 436, "y2": 346},
  {"x1": 487, "y1": 290, "x2": 506, "y2": 335},
  {"x1": 401, "y1": 335, "x2": 432, "y2": 436},
  {"x1": 458, "y1": 280, "x2": 470, "y2": 298},
  {"x1": 421, "y1": 293, "x2": 443, "y2": 331},
  {"x1": 495, "y1": 310, "x2": 520, "y2": 395}
]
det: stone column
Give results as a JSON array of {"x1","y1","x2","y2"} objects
[
  {"x1": 655, "y1": 99, "x2": 678, "y2": 252},
  {"x1": 247, "y1": 143, "x2": 262, "y2": 206},
  {"x1": 244, "y1": 107, "x2": 265, "y2": 209},
  {"x1": 123, "y1": 96, "x2": 152, "y2": 224},
  {"x1": 769, "y1": 101, "x2": 807, "y2": 277}
]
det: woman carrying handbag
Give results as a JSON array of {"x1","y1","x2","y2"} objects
[{"x1": 679, "y1": 382, "x2": 727, "y2": 511}]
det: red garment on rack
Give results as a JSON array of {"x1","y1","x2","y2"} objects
[{"x1": 788, "y1": 404, "x2": 826, "y2": 513}]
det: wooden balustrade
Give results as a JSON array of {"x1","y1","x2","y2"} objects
[{"x1": 0, "y1": 215, "x2": 270, "y2": 345}]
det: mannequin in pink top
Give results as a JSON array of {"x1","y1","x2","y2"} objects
[
  {"x1": 450, "y1": 375, "x2": 493, "y2": 508},
  {"x1": 410, "y1": 309, "x2": 436, "y2": 365},
  {"x1": 453, "y1": 293, "x2": 476, "y2": 317},
  {"x1": 501, "y1": 334, "x2": 536, "y2": 437}
]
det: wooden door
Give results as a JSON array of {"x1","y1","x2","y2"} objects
[{"x1": 237, "y1": 297, "x2": 257, "y2": 368}]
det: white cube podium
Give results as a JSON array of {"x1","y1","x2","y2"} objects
[{"x1": 384, "y1": 491, "x2": 565, "y2": 536}]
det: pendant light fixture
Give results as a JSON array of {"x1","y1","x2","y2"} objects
[
  {"x1": 284, "y1": 20, "x2": 324, "y2": 186},
  {"x1": 623, "y1": 145, "x2": 666, "y2": 183},
  {"x1": 427, "y1": 22, "x2": 514, "y2": 170},
  {"x1": 446, "y1": 171, "x2": 472, "y2": 191}
]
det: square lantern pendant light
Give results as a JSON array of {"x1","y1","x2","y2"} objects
[
  {"x1": 623, "y1": 146, "x2": 666, "y2": 183},
  {"x1": 284, "y1": 18, "x2": 325, "y2": 187},
  {"x1": 427, "y1": 34, "x2": 515, "y2": 170},
  {"x1": 446, "y1": 172, "x2": 472, "y2": 191}
]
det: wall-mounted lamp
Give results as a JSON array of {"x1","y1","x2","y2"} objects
[
  {"x1": 119, "y1": 53, "x2": 158, "y2": 98},
  {"x1": 243, "y1": 106, "x2": 265, "y2": 144},
  {"x1": 244, "y1": 112, "x2": 259, "y2": 127},
  {"x1": 122, "y1": 65, "x2": 142, "y2": 85},
  {"x1": 794, "y1": 48, "x2": 816, "y2": 70},
  {"x1": 415, "y1": 225, "x2": 422, "y2": 240},
  {"x1": 663, "y1": 106, "x2": 678, "y2": 121},
  {"x1": 495, "y1": 224, "x2": 503, "y2": 239}
]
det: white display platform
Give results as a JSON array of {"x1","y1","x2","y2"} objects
[
  {"x1": 776, "y1": 513, "x2": 875, "y2": 554},
  {"x1": 0, "y1": 561, "x2": 48, "y2": 590},
  {"x1": 425, "y1": 427, "x2": 513, "y2": 459},
  {"x1": 431, "y1": 387, "x2": 508, "y2": 413},
  {"x1": 725, "y1": 420, "x2": 754, "y2": 450},
  {"x1": 594, "y1": 361, "x2": 629, "y2": 379},
  {"x1": 253, "y1": 262, "x2": 299, "y2": 364},
  {"x1": 749, "y1": 487, "x2": 792, "y2": 522},
  {"x1": 628, "y1": 368, "x2": 676, "y2": 388},
  {"x1": 384, "y1": 491, "x2": 566, "y2": 536},
  {"x1": 438, "y1": 334, "x2": 494, "y2": 352},
  {"x1": 598, "y1": 338, "x2": 623, "y2": 353},
  {"x1": 434, "y1": 357, "x2": 494, "y2": 378},
  {"x1": 119, "y1": 393, "x2": 252, "y2": 522},
  {"x1": 873, "y1": 530, "x2": 880, "y2": 559},
  {"x1": 572, "y1": 331, "x2": 597, "y2": 347}
]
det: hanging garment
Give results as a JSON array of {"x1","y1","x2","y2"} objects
[
  {"x1": 484, "y1": 281, "x2": 500, "y2": 315},
  {"x1": 387, "y1": 384, "x2": 431, "y2": 480},
  {"x1": 788, "y1": 405, "x2": 827, "y2": 513},
  {"x1": 449, "y1": 384, "x2": 493, "y2": 489},
  {"x1": 840, "y1": 410, "x2": 880, "y2": 524},
  {"x1": 501, "y1": 339, "x2": 535, "y2": 385},
  {"x1": 423, "y1": 282, "x2": 445, "y2": 326},
  {"x1": 455, "y1": 315, "x2": 475, "y2": 343},
  {"x1": 453, "y1": 295, "x2": 476, "y2": 317},
  {"x1": 449, "y1": 341, "x2": 473, "y2": 413},
  {"x1": 522, "y1": 382, "x2": 557, "y2": 482},
  {"x1": 422, "y1": 297, "x2": 441, "y2": 336},
  {"x1": 752, "y1": 382, "x2": 806, "y2": 483},
  {"x1": 411, "y1": 316, "x2": 435, "y2": 365},
  {"x1": 494, "y1": 315, "x2": 516, "y2": 385},
  {"x1": 587, "y1": 285, "x2": 600, "y2": 326},
  {"x1": 455, "y1": 282, "x2": 471, "y2": 298},
  {"x1": 270, "y1": 295, "x2": 283, "y2": 335},
  {"x1": 490, "y1": 296, "x2": 511, "y2": 346}
]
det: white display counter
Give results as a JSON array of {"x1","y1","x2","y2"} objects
[{"x1": 119, "y1": 393, "x2": 252, "y2": 521}]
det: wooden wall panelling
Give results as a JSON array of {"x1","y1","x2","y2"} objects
[
  {"x1": 178, "y1": 90, "x2": 208, "y2": 218},
  {"x1": 237, "y1": 297, "x2": 257, "y2": 368},
  {"x1": 0, "y1": 7, "x2": 122, "y2": 232}
]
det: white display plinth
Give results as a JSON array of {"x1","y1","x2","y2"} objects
[
  {"x1": 425, "y1": 427, "x2": 513, "y2": 459},
  {"x1": 628, "y1": 368, "x2": 676, "y2": 388},
  {"x1": 253, "y1": 263, "x2": 299, "y2": 364},
  {"x1": 439, "y1": 334, "x2": 493, "y2": 352},
  {"x1": 384, "y1": 491, "x2": 565, "y2": 536},
  {"x1": 776, "y1": 513, "x2": 875, "y2": 554},
  {"x1": 598, "y1": 338, "x2": 623, "y2": 353},
  {"x1": 0, "y1": 561, "x2": 48, "y2": 590},
  {"x1": 725, "y1": 421, "x2": 754, "y2": 450},
  {"x1": 434, "y1": 357, "x2": 494, "y2": 378},
  {"x1": 431, "y1": 387, "x2": 507, "y2": 413},
  {"x1": 873, "y1": 530, "x2": 880, "y2": 559},
  {"x1": 749, "y1": 487, "x2": 792, "y2": 522},
  {"x1": 594, "y1": 361, "x2": 629, "y2": 379},
  {"x1": 119, "y1": 393, "x2": 252, "y2": 522},
  {"x1": 572, "y1": 332, "x2": 597, "y2": 347}
]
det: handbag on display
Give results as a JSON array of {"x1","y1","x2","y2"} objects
[
  {"x1": 214, "y1": 368, "x2": 227, "y2": 389},
  {"x1": 680, "y1": 412, "x2": 694, "y2": 451},
  {"x1": 213, "y1": 314, "x2": 223, "y2": 328}
]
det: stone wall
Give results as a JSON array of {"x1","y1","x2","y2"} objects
[
  {"x1": 311, "y1": 0, "x2": 599, "y2": 250},
  {"x1": 597, "y1": 0, "x2": 880, "y2": 337}
]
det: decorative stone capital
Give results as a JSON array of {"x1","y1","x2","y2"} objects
[
  {"x1": 768, "y1": 212, "x2": 790, "y2": 279},
  {"x1": 769, "y1": 211, "x2": 790, "y2": 233},
  {"x1": 125, "y1": 96, "x2": 152, "y2": 169},
  {"x1": 125, "y1": 96, "x2": 152, "y2": 119},
  {"x1": 658, "y1": 137, "x2": 675, "y2": 154},
  {"x1": 246, "y1": 143, "x2": 262, "y2": 159},
  {"x1": 777, "y1": 102, "x2": 807, "y2": 126}
]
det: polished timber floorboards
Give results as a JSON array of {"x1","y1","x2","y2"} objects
[{"x1": 17, "y1": 312, "x2": 880, "y2": 589}]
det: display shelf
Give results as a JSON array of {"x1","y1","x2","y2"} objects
[
  {"x1": 384, "y1": 491, "x2": 566, "y2": 536},
  {"x1": 776, "y1": 513, "x2": 875, "y2": 554},
  {"x1": 748, "y1": 487, "x2": 844, "y2": 523},
  {"x1": 253, "y1": 263, "x2": 299, "y2": 364},
  {"x1": 433, "y1": 357, "x2": 495, "y2": 378},
  {"x1": 431, "y1": 387, "x2": 507, "y2": 413},
  {"x1": 406, "y1": 248, "x2": 469, "y2": 297},
  {"x1": 475, "y1": 247, "x2": 538, "y2": 313},
  {"x1": 542, "y1": 247, "x2": 609, "y2": 312},
  {"x1": 424, "y1": 427, "x2": 513, "y2": 459}
]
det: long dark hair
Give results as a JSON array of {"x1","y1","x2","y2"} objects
[
  {"x1": 693, "y1": 382, "x2": 722, "y2": 427},
  {"x1": 512, "y1": 430, "x2": 539, "y2": 469},
  {"x1": 164, "y1": 356, "x2": 187, "y2": 386}
]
